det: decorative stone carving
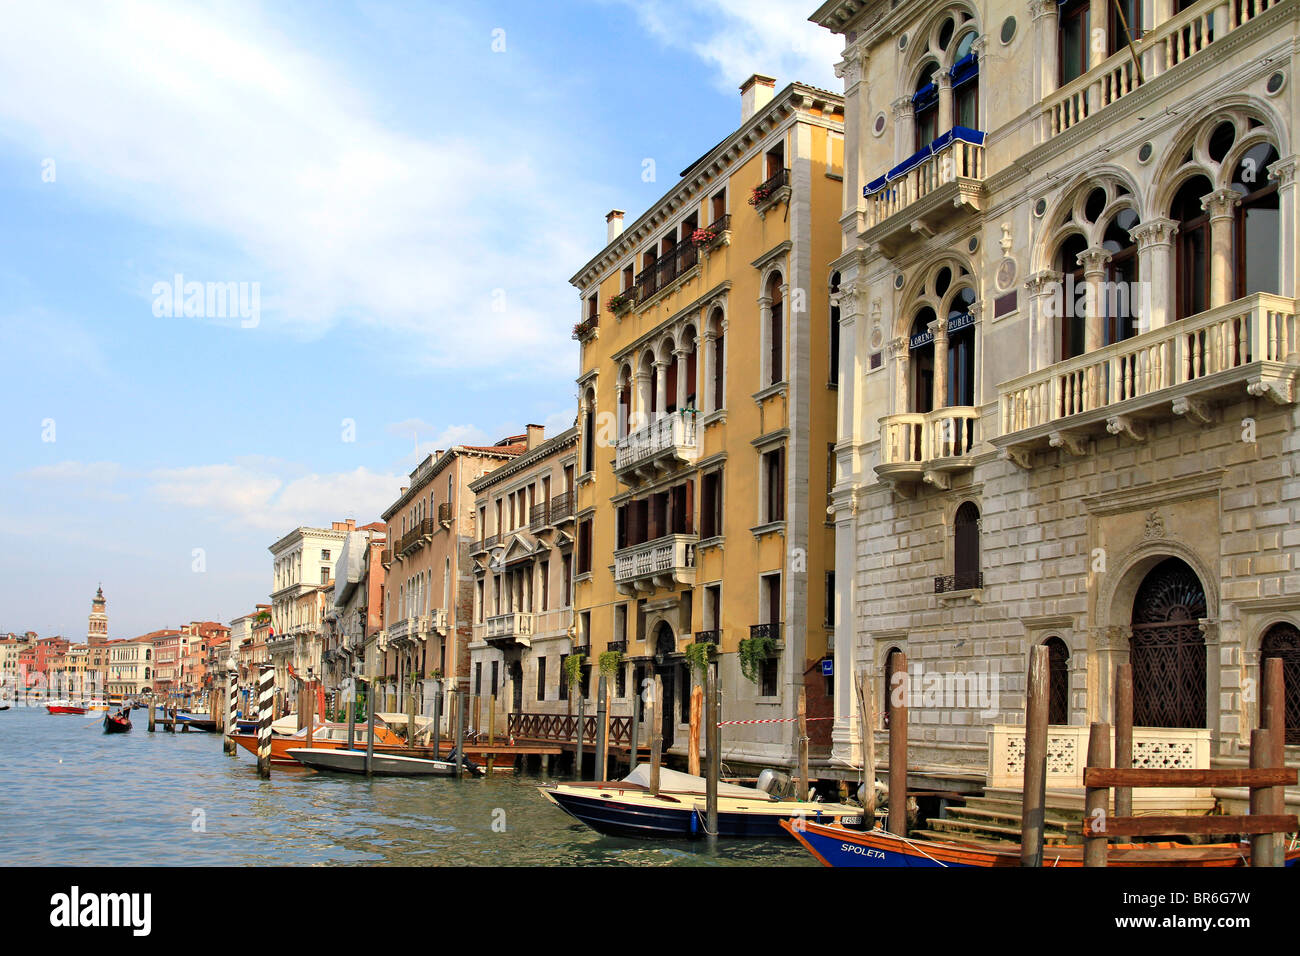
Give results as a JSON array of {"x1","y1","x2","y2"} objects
[
  {"x1": 1001, "y1": 446, "x2": 1033, "y2": 470},
  {"x1": 1106, "y1": 415, "x2": 1146, "y2": 443},
  {"x1": 1143, "y1": 509, "x2": 1165, "y2": 538},
  {"x1": 1171, "y1": 396, "x2": 1212, "y2": 424},
  {"x1": 1049, "y1": 430, "x2": 1088, "y2": 456}
]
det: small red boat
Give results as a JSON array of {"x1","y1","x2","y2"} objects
[{"x1": 46, "y1": 703, "x2": 87, "y2": 715}]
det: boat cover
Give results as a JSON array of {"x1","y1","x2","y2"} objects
[{"x1": 622, "y1": 764, "x2": 771, "y2": 800}]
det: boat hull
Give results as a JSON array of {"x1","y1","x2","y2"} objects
[
  {"x1": 782, "y1": 821, "x2": 1300, "y2": 868},
  {"x1": 103, "y1": 715, "x2": 132, "y2": 734},
  {"x1": 46, "y1": 705, "x2": 86, "y2": 715},
  {"x1": 542, "y1": 785, "x2": 862, "y2": 840},
  {"x1": 287, "y1": 748, "x2": 457, "y2": 776}
]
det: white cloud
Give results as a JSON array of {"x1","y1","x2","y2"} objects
[
  {"x1": 0, "y1": 1, "x2": 583, "y2": 376},
  {"x1": 620, "y1": 0, "x2": 842, "y2": 93}
]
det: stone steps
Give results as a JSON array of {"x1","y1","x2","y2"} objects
[{"x1": 920, "y1": 794, "x2": 1084, "y2": 845}]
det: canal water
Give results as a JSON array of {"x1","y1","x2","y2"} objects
[{"x1": 1, "y1": 706, "x2": 815, "y2": 866}]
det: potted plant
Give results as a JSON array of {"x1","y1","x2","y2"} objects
[
  {"x1": 690, "y1": 226, "x2": 718, "y2": 246},
  {"x1": 748, "y1": 183, "x2": 773, "y2": 206},
  {"x1": 607, "y1": 291, "x2": 635, "y2": 315}
]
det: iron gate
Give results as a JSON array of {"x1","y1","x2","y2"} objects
[{"x1": 1130, "y1": 559, "x2": 1207, "y2": 729}]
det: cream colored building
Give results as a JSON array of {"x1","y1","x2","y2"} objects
[
  {"x1": 468, "y1": 425, "x2": 579, "y2": 727},
  {"x1": 814, "y1": 0, "x2": 1300, "y2": 815},
  {"x1": 107, "y1": 638, "x2": 154, "y2": 698}
]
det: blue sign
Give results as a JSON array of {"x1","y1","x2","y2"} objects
[{"x1": 821, "y1": 658, "x2": 833, "y2": 677}]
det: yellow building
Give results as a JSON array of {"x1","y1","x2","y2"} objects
[{"x1": 568, "y1": 75, "x2": 845, "y2": 772}]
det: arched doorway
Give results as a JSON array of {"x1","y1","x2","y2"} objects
[
  {"x1": 652, "y1": 622, "x2": 677, "y2": 746},
  {"x1": 1260, "y1": 622, "x2": 1300, "y2": 745},
  {"x1": 509, "y1": 659, "x2": 524, "y2": 714},
  {"x1": 1130, "y1": 558, "x2": 1207, "y2": 728}
]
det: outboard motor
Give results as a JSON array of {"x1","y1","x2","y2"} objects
[
  {"x1": 856, "y1": 778, "x2": 888, "y2": 809},
  {"x1": 757, "y1": 768, "x2": 793, "y2": 799}
]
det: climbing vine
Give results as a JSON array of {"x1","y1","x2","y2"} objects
[
  {"x1": 598, "y1": 650, "x2": 622, "y2": 677},
  {"x1": 564, "y1": 653, "x2": 587, "y2": 690},
  {"x1": 683, "y1": 641, "x2": 712, "y2": 677},
  {"x1": 738, "y1": 635, "x2": 776, "y2": 683}
]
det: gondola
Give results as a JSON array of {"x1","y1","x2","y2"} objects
[{"x1": 103, "y1": 709, "x2": 133, "y2": 734}]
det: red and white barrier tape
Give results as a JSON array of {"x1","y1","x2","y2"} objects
[{"x1": 717, "y1": 715, "x2": 845, "y2": 726}]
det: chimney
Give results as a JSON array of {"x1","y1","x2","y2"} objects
[
  {"x1": 526, "y1": 424, "x2": 545, "y2": 450},
  {"x1": 606, "y1": 209, "x2": 625, "y2": 243},
  {"x1": 740, "y1": 74, "x2": 777, "y2": 124}
]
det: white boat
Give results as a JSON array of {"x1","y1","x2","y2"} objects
[{"x1": 286, "y1": 747, "x2": 466, "y2": 777}]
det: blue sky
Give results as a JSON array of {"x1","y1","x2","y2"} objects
[{"x1": 0, "y1": 0, "x2": 840, "y2": 640}]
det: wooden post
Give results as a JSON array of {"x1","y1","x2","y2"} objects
[
  {"x1": 1262, "y1": 657, "x2": 1286, "y2": 866},
  {"x1": 797, "y1": 685, "x2": 809, "y2": 801},
  {"x1": 857, "y1": 668, "x2": 875, "y2": 827},
  {"x1": 148, "y1": 695, "x2": 156, "y2": 733},
  {"x1": 1250, "y1": 727, "x2": 1274, "y2": 867},
  {"x1": 303, "y1": 680, "x2": 315, "y2": 749},
  {"x1": 454, "y1": 689, "x2": 466, "y2": 779},
  {"x1": 486, "y1": 692, "x2": 496, "y2": 774},
  {"x1": 256, "y1": 665, "x2": 274, "y2": 779},
  {"x1": 706, "y1": 662, "x2": 720, "y2": 842},
  {"x1": 431, "y1": 683, "x2": 441, "y2": 759},
  {"x1": 575, "y1": 690, "x2": 586, "y2": 780},
  {"x1": 346, "y1": 677, "x2": 356, "y2": 752},
  {"x1": 407, "y1": 680, "x2": 418, "y2": 751},
  {"x1": 595, "y1": 676, "x2": 609, "y2": 782},
  {"x1": 887, "y1": 652, "x2": 907, "y2": 836},
  {"x1": 1114, "y1": 662, "x2": 1134, "y2": 820},
  {"x1": 688, "y1": 672, "x2": 702, "y2": 777},
  {"x1": 224, "y1": 671, "x2": 238, "y2": 755},
  {"x1": 628, "y1": 669, "x2": 641, "y2": 772},
  {"x1": 364, "y1": 678, "x2": 376, "y2": 778},
  {"x1": 649, "y1": 674, "x2": 663, "y2": 796},
  {"x1": 1083, "y1": 721, "x2": 1111, "y2": 867},
  {"x1": 1021, "y1": 643, "x2": 1049, "y2": 867}
]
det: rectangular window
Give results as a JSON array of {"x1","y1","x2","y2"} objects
[
  {"x1": 576, "y1": 519, "x2": 592, "y2": 574},
  {"x1": 825, "y1": 571, "x2": 836, "y2": 627},
  {"x1": 537, "y1": 656, "x2": 546, "y2": 701},
  {"x1": 700, "y1": 470, "x2": 722, "y2": 539},
  {"x1": 829, "y1": 301, "x2": 840, "y2": 385},
  {"x1": 761, "y1": 657, "x2": 778, "y2": 697},
  {"x1": 476, "y1": 580, "x2": 484, "y2": 623},
  {"x1": 321, "y1": 568, "x2": 329, "y2": 585},
  {"x1": 764, "y1": 143, "x2": 784, "y2": 180},
  {"x1": 490, "y1": 660, "x2": 498, "y2": 697},
  {"x1": 474, "y1": 662, "x2": 482, "y2": 697},
  {"x1": 711, "y1": 188, "x2": 726, "y2": 223},
  {"x1": 586, "y1": 293, "x2": 597, "y2": 320},
  {"x1": 540, "y1": 559, "x2": 550, "y2": 610},
  {"x1": 562, "y1": 554, "x2": 572, "y2": 607},
  {"x1": 321, "y1": 550, "x2": 330, "y2": 561},
  {"x1": 763, "y1": 447, "x2": 785, "y2": 523},
  {"x1": 622, "y1": 264, "x2": 634, "y2": 291},
  {"x1": 1060, "y1": 0, "x2": 1090, "y2": 85},
  {"x1": 558, "y1": 654, "x2": 568, "y2": 701}
]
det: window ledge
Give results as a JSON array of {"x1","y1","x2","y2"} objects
[
  {"x1": 750, "y1": 520, "x2": 786, "y2": 539},
  {"x1": 696, "y1": 535, "x2": 725, "y2": 551},
  {"x1": 752, "y1": 381, "x2": 789, "y2": 404},
  {"x1": 574, "y1": 571, "x2": 593, "y2": 584},
  {"x1": 754, "y1": 696, "x2": 782, "y2": 705},
  {"x1": 702, "y1": 410, "x2": 727, "y2": 427},
  {"x1": 937, "y1": 587, "x2": 983, "y2": 606},
  {"x1": 576, "y1": 472, "x2": 595, "y2": 487},
  {"x1": 826, "y1": 380, "x2": 839, "y2": 390}
]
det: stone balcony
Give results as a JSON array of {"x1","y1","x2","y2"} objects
[
  {"x1": 995, "y1": 294, "x2": 1298, "y2": 467},
  {"x1": 386, "y1": 609, "x2": 448, "y2": 649},
  {"x1": 614, "y1": 533, "x2": 697, "y2": 595},
  {"x1": 614, "y1": 412, "x2": 699, "y2": 484},
  {"x1": 876, "y1": 406, "x2": 980, "y2": 490},
  {"x1": 861, "y1": 128, "x2": 984, "y2": 258},
  {"x1": 485, "y1": 611, "x2": 533, "y2": 648}
]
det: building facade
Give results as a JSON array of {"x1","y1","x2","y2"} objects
[
  {"x1": 468, "y1": 425, "x2": 579, "y2": 727},
  {"x1": 106, "y1": 637, "x2": 154, "y2": 698},
  {"x1": 87, "y1": 586, "x2": 108, "y2": 645},
  {"x1": 568, "y1": 76, "x2": 845, "y2": 770},
  {"x1": 813, "y1": 0, "x2": 1300, "y2": 801},
  {"x1": 325, "y1": 523, "x2": 386, "y2": 705}
]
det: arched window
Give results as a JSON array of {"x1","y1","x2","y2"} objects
[
  {"x1": 1055, "y1": 232, "x2": 1088, "y2": 359},
  {"x1": 910, "y1": 308, "x2": 937, "y2": 413},
  {"x1": 1260, "y1": 622, "x2": 1300, "y2": 745},
  {"x1": 617, "y1": 365, "x2": 631, "y2": 439},
  {"x1": 1130, "y1": 558, "x2": 1207, "y2": 728},
  {"x1": 1043, "y1": 637, "x2": 1070, "y2": 725},
  {"x1": 829, "y1": 272, "x2": 841, "y2": 386},
  {"x1": 951, "y1": 31, "x2": 978, "y2": 130},
  {"x1": 1231, "y1": 140, "x2": 1280, "y2": 299},
  {"x1": 1172, "y1": 175, "x2": 1213, "y2": 320},
  {"x1": 1102, "y1": 208, "x2": 1140, "y2": 344},
  {"x1": 914, "y1": 62, "x2": 940, "y2": 151},
  {"x1": 582, "y1": 387, "x2": 596, "y2": 473},
  {"x1": 883, "y1": 647, "x2": 904, "y2": 729},
  {"x1": 709, "y1": 308, "x2": 725, "y2": 412},
  {"x1": 953, "y1": 502, "x2": 980, "y2": 590},
  {"x1": 947, "y1": 286, "x2": 976, "y2": 406},
  {"x1": 765, "y1": 273, "x2": 784, "y2": 387},
  {"x1": 1059, "y1": 0, "x2": 1090, "y2": 85},
  {"x1": 682, "y1": 327, "x2": 698, "y2": 409}
]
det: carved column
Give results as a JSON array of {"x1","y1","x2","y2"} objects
[
  {"x1": 1202, "y1": 188, "x2": 1241, "y2": 309},
  {"x1": 614, "y1": 381, "x2": 627, "y2": 439},
  {"x1": 1079, "y1": 247, "x2": 1112, "y2": 357},
  {"x1": 673, "y1": 347, "x2": 689, "y2": 410},
  {"x1": 758, "y1": 294, "x2": 774, "y2": 385},
  {"x1": 889, "y1": 336, "x2": 910, "y2": 415},
  {"x1": 700, "y1": 327, "x2": 717, "y2": 416},
  {"x1": 634, "y1": 369, "x2": 652, "y2": 432},
  {"x1": 1131, "y1": 218, "x2": 1178, "y2": 332},
  {"x1": 1026, "y1": 269, "x2": 1064, "y2": 371},
  {"x1": 891, "y1": 96, "x2": 914, "y2": 165},
  {"x1": 1269, "y1": 156, "x2": 1298, "y2": 299},
  {"x1": 1030, "y1": 0, "x2": 1060, "y2": 100},
  {"x1": 929, "y1": 315, "x2": 949, "y2": 411},
  {"x1": 653, "y1": 360, "x2": 668, "y2": 418},
  {"x1": 936, "y1": 71, "x2": 954, "y2": 134}
]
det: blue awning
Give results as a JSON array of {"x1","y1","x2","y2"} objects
[
  {"x1": 864, "y1": 127, "x2": 986, "y2": 196},
  {"x1": 951, "y1": 52, "x2": 978, "y2": 88}
]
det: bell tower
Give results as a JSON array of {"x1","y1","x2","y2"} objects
[{"x1": 88, "y1": 585, "x2": 108, "y2": 645}]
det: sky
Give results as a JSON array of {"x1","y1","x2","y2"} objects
[{"x1": 0, "y1": 0, "x2": 842, "y2": 641}]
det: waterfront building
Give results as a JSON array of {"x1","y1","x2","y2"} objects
[
  {"x1": 0, "y1": 638, "x2": 22, "y2": 690},
  {"x1": 106, "y1": 636, "x2": 154, "y2": 698},
  {"x1": 87, "y1": 586, "x2": 108, "y2": 645},
  {"x1": 567, "y1": 76, "x2": 845, "y2": 771},
  {"x1": 376, "y1": 436, "x2": 526, "y2": 715},
  {"x1": 812, "y1": 0, "x2": 1300, "y2": 811},
  {"x1": 326, "y1": 522, "x2": 386, "y2": 706},
  {"x1": 269, "y1": 521, "x2": 356, "y2": 714},
  {"x1": 468, "y1": 424, "x2": 579, "y2": 729},
  {"x1": 180, "y1": 621, "x2": 231, "y2": 697},
  {"x1": 148, "y1": 630, "x2": 184, "y2": 694}
]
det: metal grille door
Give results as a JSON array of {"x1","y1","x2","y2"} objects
[{"x1": 1130, "y1": 559, "x2": 1207, "y2": 729}]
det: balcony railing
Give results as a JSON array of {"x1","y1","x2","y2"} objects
[
  {"x1": 614, "y1": 533, "x2": 697, "y2": 593},
  {"x1": 751, "y1": 167, "x2": 790, "y2": 210},
  {"x1": 748, "y1": 622, "x2": 782, "y2": 643},
  {"x1": 1041, "y1": 0, "x2": 1283, "y2": 137},
  {"x1": 614, "y1": 411, "x2": 699, "y2": 478},
  {"x1": 657, "y1": 248, "x2": 679, "y2": 287},
  {"x1": 397, "y1": 517, "x2": 434, "y2": 557},
  {"x1": 935, "y1": 572, "x2": 983, "y2": 593},
  {"x1": 863, "y1": 130, "x2": 984, "y2": 245},
  {"x1": 548, "y1": 491, "x2": 575, "y2": 523},
  {"x1": 634, "y1": 262, "x2": 658, "y2": 303},
  {"x1": 380, "y1": 548, "x2": 392, "y2": 567},
  {"x1": 997, "y1": 294, "x2": 1298, "y2": 459},
  {"x1": 529, "y1": 502, "x2": 547, "y2": 531},
  {"x1": 693, "y1": 629, "x2": 720, "y2": 646},
  {"x1": 485, "y1": 611, "x2": 533, "y2": 645},
  {"x1": 877, "y1": 406, "x2": 979, "y2": 489},
  {"x1": 438, "y1": 502, "x2": 452, "y2": 524},
  {"x1": 606, "y1": 639, "x2": 628, "y2": 654}
]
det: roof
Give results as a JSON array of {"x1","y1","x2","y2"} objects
[{"x1": 381, "y1": 441, "x2": 527, "y2": 521}]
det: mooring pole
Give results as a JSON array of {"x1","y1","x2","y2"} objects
[
  {"x1": 224, "y1": 670, "x2": 238, "y2": 755},
  {"x1": 1250, "y1": 727, "x2": 1275, "y2": 868},
  {"x1": 797, "y1": 685, "x2": 810, "y2": 801},
  {"x1": 148, "y1": 695, "x2": 156, "y2": 733},
  {"x1": 857, "y1": 668, "x2": 876, "y2": 828},
  {"x1": 705, "y1": 662, "x2": 720, "y2": 845},
  {"x1": 256, "y1": 665, "x2": 274, "y2": 779},
  {"x1": 365, "y1": 678, "x2": 376, "y2": 778},
  {"x1": 576, "y1": 690, "x2": 586, "y2": 780},
  {"x1": 649, "y1": 674, "x2": 663, "y2": 796},
  {"x1": 1262, "y1": 657, "x2": 1286, "y2": 866},
  {"x1": 346, "y1": 677, "x2": 356, "y2": 752},
  {"x1": 455, "y1": 689, "x2": 466, "y2": 779},
  {"x1": 628, "y1": 669, "x2": 641, "y2": 774},
  {"x1": 1021, "y1": 643, "x2": 1049, "y2": 867},
  {"x1": 1083, "y1": 721, "x2": 1111, "y2": 867},
  {"x1": 407, "y1": 679, "x2": 417, "y2": 751},
  {"x1": 688, "y1": 670, "x2": 702, "y2": 777},
  {"x1": 431, "y1": 683, "x2": 442, "y2": 759},
  {"x1": 887, "y1": 651, "x2": 908, "y2": 837},
  {"x1": 595, "y1": 676, "x2": 610, "y2": 782},
  {"x1": 1114, "y1": 662, "x2": 1134, "y2": 820}
]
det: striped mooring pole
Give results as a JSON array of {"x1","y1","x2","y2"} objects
[
  {"x1": 224, "y1": 669, "x2": 238, "y2": 756},
  {"x1": 257, "y1": 664, "x2": 274, "y2": 778}
]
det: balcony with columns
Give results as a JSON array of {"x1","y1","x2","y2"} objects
[
  {"x1": 385, "y1": 609, "x2": 449, "y2": 650},
  {"x1": 614, "y1": 534, "x2": 697, "y2": 594},
  {"x1": 485, "y1": 611, "x2": 533, "y2": 648},
  {"x1": 1036, "y1": 0, "x2": 1286, "y2": 140},
  {"x1": 614, "y1": 411, "x2": 699, "y2": 483}
]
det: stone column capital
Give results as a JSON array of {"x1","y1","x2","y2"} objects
[
  {"x1": 1029, "y1": 0, "x2": 1058, "y2": 21},
  {"x1": 936, "y1": 71, "x2": 953, "y2": 91},
  {"x1": 891, "y1": 96, "x2": 914, "y2": 119},
  {"x1": 1131, "y1": 217, "x2": 1179, "y2": 248},
  {"x1": 1025, "y1": 269, "x2": 1063, "y2": 296},
  {"x1": 1078, "y1": 246, "x2": 1112, "y2": 276},
  {"x1": 758, "y1": 295, "x2": 773, "y2": 309},
  {"x1": 1267, "y1": 155, "x2": 1297, "y2": 188},
  {"x1": 887, "y1": 335, "x2": 909, "y2": 357},
  {"x1": 928, "y1": 316, "x2": 950, "y2": 340},
  {"x1": 1201, "y1": 187, "x2": 1242, "y2": 220}
]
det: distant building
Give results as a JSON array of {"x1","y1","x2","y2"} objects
[
  {"x1": 87, "y1": 586, "x2": 109, "y2": 645},
  {"x1": 106, "y1": 637, "x2": 155, "y2": 698}
]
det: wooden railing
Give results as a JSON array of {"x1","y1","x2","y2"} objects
[
  {"x1": 508, "y1": 712, "x2": 633, "y2": 746},
  {"x1": 1000, "y1": 293, "x2": 1298, "y2": 435}
]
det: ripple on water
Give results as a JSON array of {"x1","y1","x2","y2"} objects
[{"x1": 0, "y1": 707, "x2": 817, "y2": 866}]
